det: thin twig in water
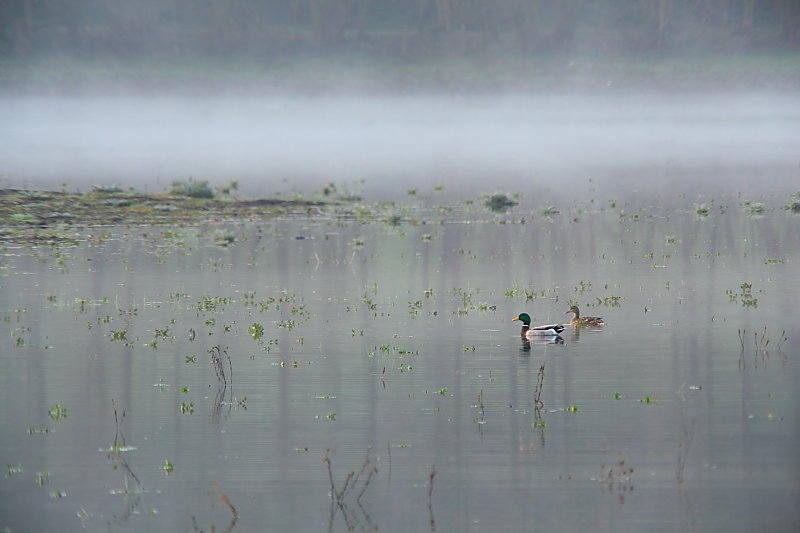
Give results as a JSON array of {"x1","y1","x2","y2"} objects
[
  {"x1": 428, "y1": 466, "x2": 437, "y2": 532},
  {"x1": 676, "y1": 416, "x2": 695, "y2": 483},
  {"x1": 777, "y1": 330, "x2": 788, "y2": 350},
  {"x1": 533, "y1": 362, "x2": 545, "y2": 411},
  {"x1": 209, "y1": 346, "x2": 233, "y2": 423},
  {"x1": 324, "y1": 447, "x2": 378, "y2": 533},
  {"x1": 108, "y1": 399, "x2": 144, "y2": 525},
  {"x1": 191, "y1": 483, "x2": 238, "y2": 533},
  {"x1": 428, "y1": 466, "x2": 437, "y2": 502}
]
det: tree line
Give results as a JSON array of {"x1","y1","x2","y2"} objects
[{"x1": 1, "y1": 0, "x2": 798, "y2": 58}]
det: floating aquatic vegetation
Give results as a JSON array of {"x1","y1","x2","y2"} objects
[
  {"x1": 538, "y1": 206, "x2": 559, "y2": 219},
  {"x1": 48, "y1": 404, "x2": 67, "y2": 421},
  {"x1": 212, "y1": 229, "x2": 236, "y2": 247},
  {"x1": 170, "y1": 177, "x2": 214, "y2": 199},
  {"x1": 782, "y1": 191, "x2": 800, "y2": 215},
  {"x1": 597, "y1": 295, "x2": 622, "y2": 307},
  {"x1": 484, "y1": 193, "x2": 518, "y2": 212},
  {"x1": 575, "y1": 280, "x2": 593, "y2": 294},
  {"x1": 249, "y1": 322, "x2": 264, "y2": 341},
  {"x1": 741, "y1": 201, "x2": 767, "y2": 217},
  {"x1": 694, "y1": 203, "x2": 710, "y2": 217},
  {"x1": 385, "y1": 213, "x2": 403, "y2": 226}
]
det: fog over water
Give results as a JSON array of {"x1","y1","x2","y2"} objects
[{"x1": 2, "y1": 93, "x2": 798, "y2": 201}]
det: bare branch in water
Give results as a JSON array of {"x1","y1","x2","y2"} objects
[{"x1": 191, "y1": 483, "x2": 238, "y2": 533}]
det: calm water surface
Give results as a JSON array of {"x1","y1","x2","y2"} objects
[{"x1": 1, "y1": 195, "x2": 798, "y2": 532}]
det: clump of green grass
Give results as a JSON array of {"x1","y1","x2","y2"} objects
[
  {"x1": 484, "y1": 193, "x2": 518, "y2": 212},
  {"x1": 10, "y1": 213, "x2": 38, "y2": 223},
  {"x1": 18, "y1": 190, "x2": 52, "y2": 200},
  {"x1": 694, "y1": 203, "x2": 710, "y2": 217},
  {"x1": 103, "y1": 198, "x2": 132, "y2": 207},
  {"x1": 170, "y1": 177, "x2": 214, "y2": 199}
]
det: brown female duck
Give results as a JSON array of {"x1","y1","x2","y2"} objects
[{"x1": 565, "y1": 306, "x2": 604, "y2": 327}]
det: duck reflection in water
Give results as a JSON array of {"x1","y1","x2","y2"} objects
[{"x1": 520, "y1": 335, "x2": 564, "y2": 353}]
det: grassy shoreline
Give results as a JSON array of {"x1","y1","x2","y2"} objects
[{"x1": 0, "y1": 188, "x2": 330, "y2": 234}]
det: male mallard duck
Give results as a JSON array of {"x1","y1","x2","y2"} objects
[
  {"x1": 565, "y1": 306, "x2": 604, "y2": 327},
  {"x1": 512, "y1": 313, "x2": 565, "y2": 337}
]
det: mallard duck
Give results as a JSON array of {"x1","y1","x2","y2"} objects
[
  {"x1": 565, "y1": 306, "x2": 604, "y2": 327},
  {"x1": 512, "y1": 313, "x2": 565, "y2": 337}
]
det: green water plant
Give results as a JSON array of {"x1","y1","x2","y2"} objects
[
  {"x1": 48, "y1": 404, "x2": 66, "y2": 421},
  {"x1": 484, "y1": 193, "x2": 518, "y2": 212},
  {"x1": 538, "y1": 206, "x2": 559, "y2": 219},
  {"x1": 248, "y1": 322, "x2": 264, "y2": 341},
  {"x1": 741, "y1": 201, "x2": 767, "y2": 217},
  {"x1": 110, "y1": 329, "x2": 128, "y2": 341},
  {"x1": 782, "y1": 191, "x2": 800, "y2": 215},
  {"x1": 694, "y1": 203, "x2": 710, "y2": 217},
  {"x1": 212, "y1": 229, "x2": 236, "y2": 247}
]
